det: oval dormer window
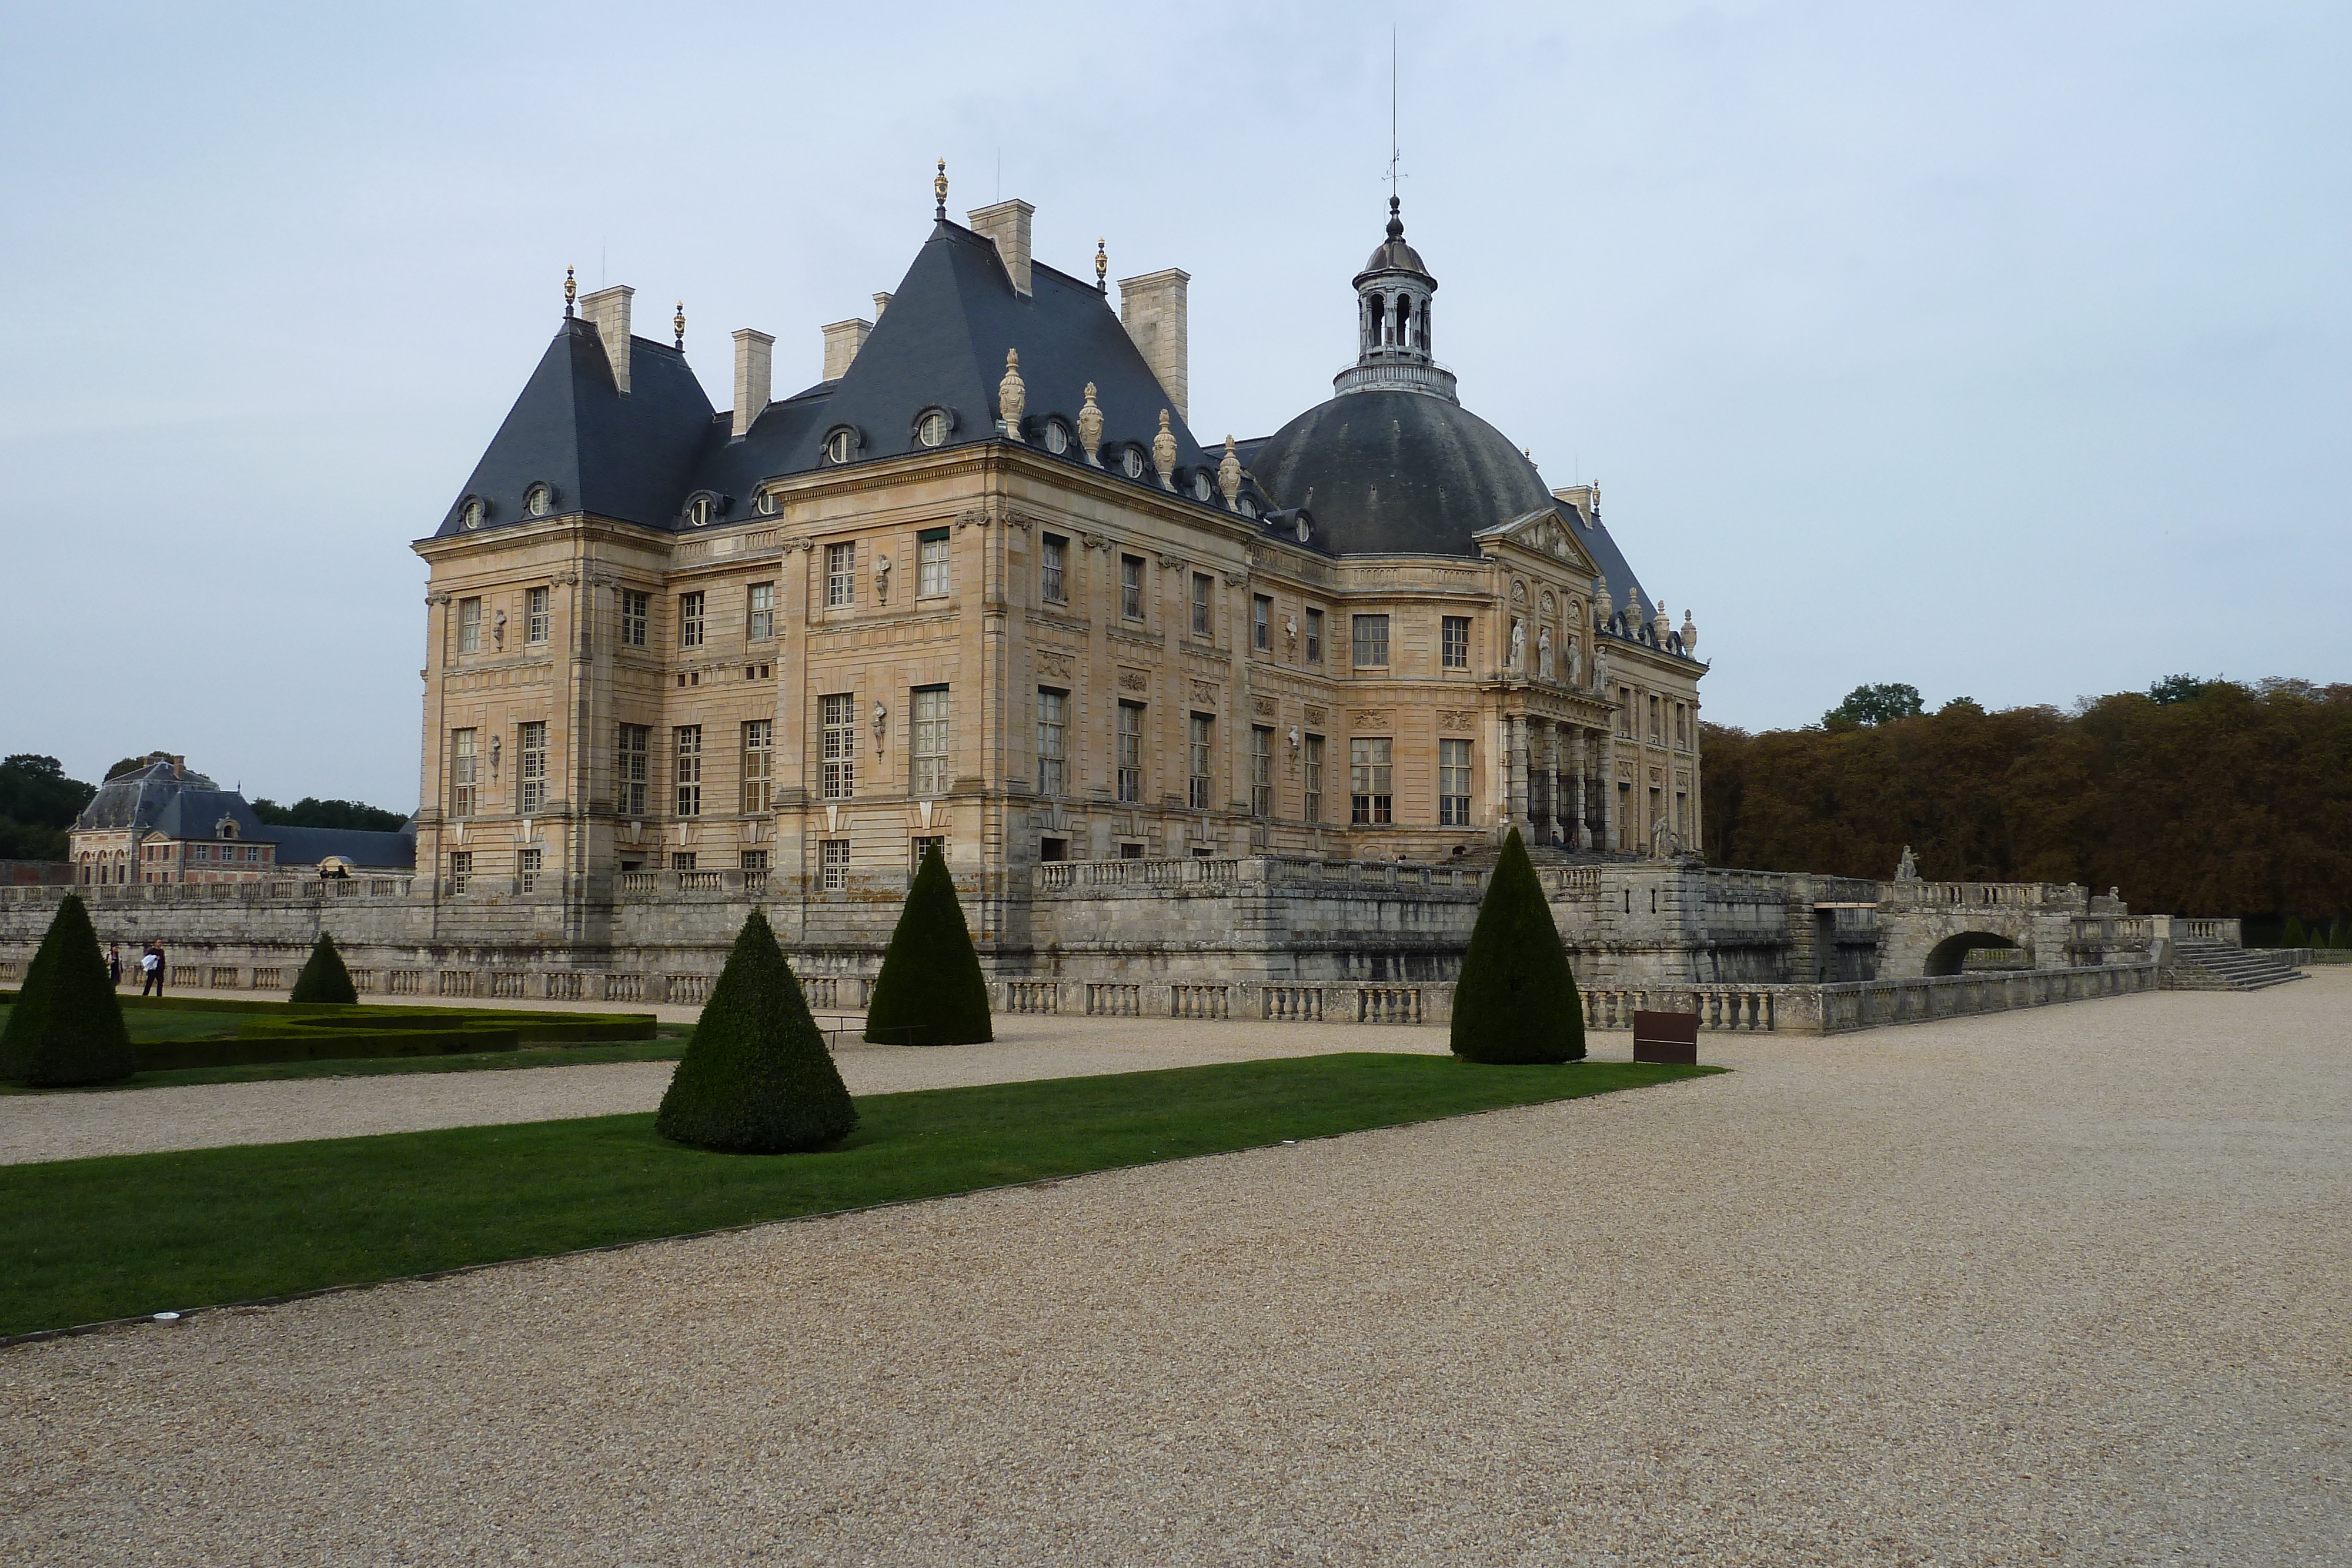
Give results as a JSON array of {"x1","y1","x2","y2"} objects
[
  {"x1": 1120, "y1": 447, "x2": 1145, "y2": 480},
  {"x1": 824, "y1": 427, "x2": 858, "y2": 465},
  {"x1": 754, "y1": 490, "x2": 777, "y2": 516},
  {"x1": 916, "y1": 409, "x2": 948, "y2": 449},
  {"x1": 685, "y1": 494, "x2": 715, "y2": 528},
  {"x1": 1191, "y1": 472, "x2": 1214, "y2": 503},
  {"x1": 524, "y1": 483, "x2": 554, "y2": 517},
  {"x1": 1295, "y1": 515, "x2": 1312, "y2": 544},
  {"x1": 1237, "y1": 494, "x2": 1258, "y2": 520},
  {"x1": 460, "y1": 497, "x2": 486, "y2": 531},
  {"x1": 1043, "y1": 420, "x2": 1070, "y2": 455}
]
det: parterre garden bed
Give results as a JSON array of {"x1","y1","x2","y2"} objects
[{"x1": 0, "y1": 1052, "x2": 1720, "y2": 1339}]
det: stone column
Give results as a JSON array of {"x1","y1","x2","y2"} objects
[
  {"x1": 1597, "y1": 729, "x2": 1614, "y2": 852},
  {"x1": 1508, "y1": 714, "x2": 1529, "y2": 831},
  {"x1": 1533, "y1": 721, "x2": 1555, "y2": 843},
  {"x1": 1569, "y1": 727, "x2": 1588, "y2": 851}
]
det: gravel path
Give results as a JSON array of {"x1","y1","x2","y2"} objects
[
  {"x1": 0, "y1": 1015, "x2": 1452, "y2": 1166},
  {"x1": 4, "y1": 972, "x2": 2344, "y2": 1564}
]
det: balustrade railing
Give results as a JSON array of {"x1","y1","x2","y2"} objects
[{"x1": 1171, "y1": 984, "x2": 1229, "y2": 1019}]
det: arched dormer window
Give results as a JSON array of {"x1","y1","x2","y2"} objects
[
  {"x1": 524, "y1": 482, "x2": 557, "y2": 517},
  {"x1": 822, "y1": 425, "x2": 862, "y2": 466},
  {"x1": 681, "y1": 491, "x2": 726, "y2": 529},
  {"x1": 217, "y1": 818, "x2": 239, "y2": 840}
]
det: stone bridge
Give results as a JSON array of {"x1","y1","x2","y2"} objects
[{"x1": 1873, "y1": 881, "x2": 2116, "y2": 977}]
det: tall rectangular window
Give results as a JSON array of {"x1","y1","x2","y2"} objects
[
  {"x1": 1352, "y1": 614, "x2": 1389, "y2": 668},
  {"x1": 447, "y1": 850, "x2": 473, "y2": 894},
  {"x1": 516, "y1": 720, "x2": 547, "y2": 814},
  {"x1": 679, "y1": 591, "x2": 705, "y2": 649},
  {"x1": 1121, "y1": 554, "x2": 1144, "y2": 620},
  {"x1": 621, "y1": 590, "x2": 649, "y2": 648},
  {"x1": 1442, "y1": 615, "x2": 1469, "y2": 669},
  {"x1": 820, "y1": 839, "x2": 850, "y2": 890},
  {"x1": 673, "y1": 725, "x2": 703, "y2": 817},
  {"x1": 517, "y1": 846, "x2": 542, "y2": 893},
  {"x1": 821, "y1": 693, "x2": 856, "y2": 800},
  {"x1": 1649, "y1": 694, "x2": 1662, "y2": 744},
  {"x1": 1188, "y1": 713, "x2": 1214, "y2": 810},
  {"x1": 1303, "y1": 734, "x2": 1325, "y2": 822},
  {"x1": 747, "y1": 581, "x2": 774, "y2": 641},
  {"x1": 1676, "y1": 703, "x2": 1689, "y2": 748},
  {"x1": 1041, "y1": 534, "x2": 1067, "y2": 603},
  {"x1": 917, "y1": 529, "x2": 950, "y2": 597},
  {"x1": 1439, "y1": 738, "x2": 1472, "y2": 827},
  {"x1": 1250, "y1": 726, "x2": 1274, "y2": 817},
  {"x1": 1618, "y1": 686, "x2": 1633, "y2": 737},
  {"x1": 1191, "y1": 573, "x2": 1212, "y2": 638},
  {"x1": 457, "y1": 598, "x2": 481, "y2": 654},
  {"x1": 1305, "y1": 607, "x2": 1323, "y2": 664},
  {"x1": 526, "y1": 586, "x2": 550, "y2": 644},
  {"x1": 449, "y1": 728, "x2": 476, "y2": 817},
  {"x1": 1036, "y1": 688, "x2": 1067, "y2": 797},
  {"x1": 826, "y1": 542, "x2": 856, "y2": 607},
  {"x1": 617, "y1": 723, "x2": 649, "y2": 815},
  {"x1": 911, "y1": 687, "x2": 950, "y2": 795},
  {"x1": 1351, "y1": 737, "x2": 1393, "y2": 825},
  {"x1": 1252, "y1": 594, "x2": 1271, "y2": 652},
  {"x1": 912, "y1": 835, "x2": 946, "y2": 876},
  {"x1": 741, "y1": 718, "x2": 773, "y2": 813},
  {"x1": 1117, "y1": 701, "x2": 1144, "y2": 804}
]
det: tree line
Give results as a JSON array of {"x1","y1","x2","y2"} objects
[
  {"x1": 1701, "y1": 678, "x2": 2352, "y2": 932},
  {"x1": 0, "y1": 752, "x2": 407, "y2": 861}
]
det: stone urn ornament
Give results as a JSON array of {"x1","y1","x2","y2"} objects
[
  {"x1": 1218, "y1": 436, "x2": 1243, "y2": 511},
  {"x1": 1152, "y1": 410, "x2": 1178, "y2": 490},
  {"x1": 1077, "y1": 383, "x2": 1104, "y2": 467},
  {"x1": 998, "y1": 349, "x2": 1025, "y2": 442}
]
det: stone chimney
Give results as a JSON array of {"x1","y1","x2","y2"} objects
[
  {"x1": 731, "y1": 329, "x2": 774, "y2": 439},
  {"x1": 577, "y1": 285, "x2": 634, "y2": 394},
  {"x1": 820, "y1": 319, "x2": 872, "y2": 382},
  {"x1": 873, "y1": 292, "x2": 892, "y2": 320},
  {"x1": 967, "y1": 199, "x2": 1035, "y2": 295},
  {"x1": 1119, "y1": 269, "x2": 1190, "y2": 421}
]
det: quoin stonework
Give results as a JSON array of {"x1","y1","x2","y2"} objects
[{"x1": 9, "y1": 185, "x2": 2283, "y2": 1029}]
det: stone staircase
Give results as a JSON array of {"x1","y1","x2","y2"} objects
[{"x1": 2166, "y1": 938, "x2": 2306, "y2": 991}]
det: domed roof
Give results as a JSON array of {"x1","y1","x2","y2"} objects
[
  {"x1": 1248, "y1": 389, "x2": 1556, "y2": 557},
  {"x1": 1357, "y1": 199, "x2": 1430, "y2": 281}
]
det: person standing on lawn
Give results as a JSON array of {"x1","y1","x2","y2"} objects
[
  {"x1": 106, "y1": 943, "x2": 123, "y2": 988},
  {"x1": 140, "y1": 942, "x2": 164, "y2": 997}
]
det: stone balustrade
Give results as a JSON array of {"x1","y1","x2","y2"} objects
[{"x1": 1880, "y1": 880, "x2": 2087, "y2": 913}]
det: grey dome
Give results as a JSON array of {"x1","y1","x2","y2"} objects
[
  {"x1": 1248, "y1": 390, "x2": 1555, "y2": 557},
  {"x1": 1357, "y1": 204, "x2": 1431, "y2": 282}
]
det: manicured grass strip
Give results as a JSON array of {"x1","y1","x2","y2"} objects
[
  {"x1": 0, "y1": 1002, "x2": 272, "y2": 1047},
  {"x1": 0, "y1": 1053, "x2": 1718, "y2": 1338},
  {"x1": 2, "y1": 1039, "x2": 696, "y2": 1094}
]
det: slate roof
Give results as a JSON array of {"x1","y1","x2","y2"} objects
[
  {"x1": 435, "y1": 220, "x2": 1237, "y2": 541},
  {"x1": 71, "y1": 760, "x2": 416, "y2": 869},
  {"x1": 259, "y1": 824, "x2": 417, "y2": 871},
  {"x1": 74, "y1": 760, "x2": 225, "y2": 833}
]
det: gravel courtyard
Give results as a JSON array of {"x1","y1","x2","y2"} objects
[{"x1": 3, "y1": 974, "x2": 2344, "y2": 1565}]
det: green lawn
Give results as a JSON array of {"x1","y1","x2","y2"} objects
[
  {"x1": 0, "y1": 1001, "x2": 272, "y2": 1045},
  {"x1": 0, "y1": 1053, "x2": 1718, "y2": 1338}
]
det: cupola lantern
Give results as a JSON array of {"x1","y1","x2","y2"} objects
[{"x1": 1334, "y1": 196, "x2": 1456, "y2": 403}]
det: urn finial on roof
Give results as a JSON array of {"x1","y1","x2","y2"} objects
[
  {"x1": 1218, "y1": 436, "x2": 1242, "y2": 511},
  {"x1": 563, "y1": 265, "x2": 576, "y2": 318},
  {"x1": 1077, "y1": 383, "x2": 1104, "y2": 467},
  {"x1": 1152, "y1": 409, "x2": 1177, "y2": 490},
  {"x1": 1095, "y1": 238, "x2": 1108, "y2": 294},
  {"x1": 673, "y1": 302, "x2": 685, "y2": 350},
  {"x1": 934, "y1": 159, "x2": 948, "y2": 220},
  {"x1": 998, "y1": 349, "x2": 1026, "y2": 442}
]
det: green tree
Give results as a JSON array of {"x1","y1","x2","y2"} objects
[
  {"x1": 2283, "y1": 915, "x2": 2307, "y2": 948},
  {"x1": 289, "y1": 932, "x2": 358, "y2": 1004},
  {"x1": 656, "y1": 909, "x2": 856, "y2": 1153},
  {"x1": 0, "y1": 754, "x2": 99, "y2": 861},
  {"x1": 863, "y1": 844, "x2": 994, "y2": 1046},
  {"x1": 250, "y1": 797, "x2": 410, "y2": 832},
  {"x1": 1451, "y1": 828, "x2": 1585, "y2": 1065},
  {"x1": 0, "y1": 894, "x2": 136, "y2": 1086},
  {"x1": 1822, "y1": 683, "x2": 1926, "y2": 730},
  {"x1": 2147, "y1": 674, "x2": 2209, "y2": 706}
]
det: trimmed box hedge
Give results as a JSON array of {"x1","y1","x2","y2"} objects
[{"x1": 135, "y1": 1025, "x2": 523, "y2": 1073}]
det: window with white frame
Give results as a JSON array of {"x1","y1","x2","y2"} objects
[
  {"x1": 820, "y1": 838, "x2": 850, "y2": 890},
  {"x1": 917, "y1": 529, "x2": 950, "y2": 597},
  {"x1": 1250, "y1": 726, "x2": 1273, "y2": 817},
  {"x1": 911, "y1": 687, "x2": 950, "y2": 795},
  {"x1": 1191, "y1": 573, "x2": 1212, "y2": 638},
  {"x1": 1253, "y1": 594, "x2": 1271, "y2": 652},
  {"x1": 1352, "y1": 614, "x2": 1389, "y2": 668},
  {"x1": 1305, "y1": 607, "x2": 1324, "y2": 664},
  {"x1": 621, "y1": 590, "x2": 649, "y2": 648},
  {"x1": 1303, "y1": 734, "x2": 1325, "y2": 822},
  {"x1": 826, "y1": 543, "x2": 856, "y2": 607},
  {"x1": 1442, "y1": 615, "x2": 1469, "y2": 669},
  {"x1": 679, "y1": 591, "x2": 704, "y2": 649},
  {"x1": 516, "y1": 721, "x2": 547, "y2": 814},
  {"x1": 448, "y1": 850, "x2": 473, "y2": 893},
  {"x1": 1439, "y1": 738, "x2": 1472, "y2": 827},
  {"x1": 1117, "y1": 701, "x2": 1144, "y2": 803},
  {"x1": 747, "y1": 581, "x2": 774, "y2": 641},
  {"x1": 1041, "y1": 534, "x2": 1066, "y2": 603},
  {"x1": 1188, "y1": 713, "x2": 1214, "y2": 810},
  {"x1": 740, "y1": 848, "x2": 769, "y2": 871},
  {"x1": 671, "y1": 852, "x2": 697, "y2": 871},
  {"x1": 1037, "y1": 688, "x2": 1067, "y2": 796},
  {"x1": 1351, "y1": 737, "x2": 1393, "y2": 825},
  {"x1": 741, "y1": 719, "x2": 773, "y2": 813},
  {"x1": 911, "y1": 835, "x2": 946, "y2": 875},
  {"x1": 617, "y1": 723, "x2": 649, "y2": 815},
  {"x1": 526, "y1": 586, "x2": 550, "y2": 644},
  {"x1": 821, "y1": 693, "x2": 856, "y2": 799},
  {"x1": 673, "y1": 726, "x2": 702, "y2": 817},
  {"x1": 449, "y1": 728, "x2": 477, "y2": 817},
  {"x1": 457, "y1": 598, "x2": 481, "y2": 654},
  {"x1": 517, "y1": 846, "x2": 542, "y2": 893},
  {"x1": 1121, "y1": 554, "x2": 1144, "y2": 620}
]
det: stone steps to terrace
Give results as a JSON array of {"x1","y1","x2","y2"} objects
[{"x1": 2169, "y1": 939, "x2": 2306, "y2": 991}]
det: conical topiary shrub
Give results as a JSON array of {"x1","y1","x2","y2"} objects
[
  {"x1": 863, "y1": 842, "x2": 993, "y2": 1047},
  {"x1": 657, "y1": 909, "x2": 856, "y2": 1153},
  {"x1": 289, "y1": 931, "x2": 358, "y2": 1004},
  {"x1": 1451, "y1": 827, "x2": 1585, "y2": 1065},
  {"x1": 0, "y1": 894, "x2": 137, "y2": 1086}
]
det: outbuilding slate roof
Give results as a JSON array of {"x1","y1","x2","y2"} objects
[{"x1": 435, "y1": 219, "x2": 1215, "y2": 541}]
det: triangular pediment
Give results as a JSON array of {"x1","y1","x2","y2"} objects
[{"x1": 1474, "y1": 507, "x2": 1601, "y2": 576}]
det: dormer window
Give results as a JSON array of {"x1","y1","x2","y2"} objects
[
  {"x1": 754, "y1": 490, "x2": 777, "y2": 516},
  {"x1": 684, "y1": 493, "x2": 719, "y2": 528},
  {"x1": 1190, "y1": 471, "x2": 1214, "y2": 504},
  {"x1": 459, "y1": 497, "x2": 487, "y2": 531},
  {"x1": 1043, "y1": 420, "x2": 1070, "y2": 456},
  {"x1": 217, "y1": 820, "x2": 239, "y2": 840},
  {"x1": 824, "y1": 426, "x2": 861, "y2": 465},
  {"x1": 1120, "y1": 447, "x2": 1145, "y2": 480},
  {"x1": 1237, "y1": 494, "x2": 1258, "y2": 520},
  {"x1": 524, "y1": 483, "x2": 555, "y2": 517},
  {"x1": 914, "y1": 408, "x2": 951, "y2": 449}
]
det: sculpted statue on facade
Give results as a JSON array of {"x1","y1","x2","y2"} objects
[
  {"x1": 1566, "y1": 636, "x2": 1582, "y2": 687},
  {"x1": 1537, "y1": 626, "x2": 1553, "y2": 679},
  {"x1": 1509, "y1": 618, "x2": 1526, "y2": 671},
  {"x1": 1897, "y1": 845, "x2": 1919, "y2": 881}
]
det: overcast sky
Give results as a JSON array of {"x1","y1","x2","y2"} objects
[{"x1": 3, "y1": 1, "x2": 2345, "y2": 810}]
